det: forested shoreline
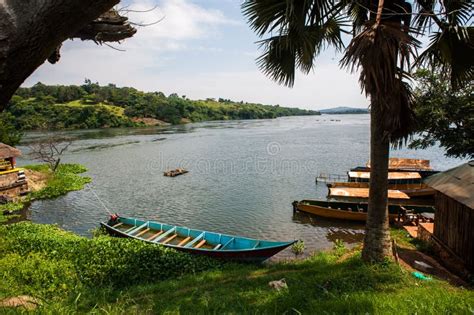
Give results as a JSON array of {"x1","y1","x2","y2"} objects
[{"x1": 5, "y1": 81, "x2": 319, "y2": 131}]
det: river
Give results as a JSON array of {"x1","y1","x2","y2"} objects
[{"x1": 17, "y1": 114, "x2": 465, "y2": 258}]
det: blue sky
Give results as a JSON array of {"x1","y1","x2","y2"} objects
[{"x1": 24, "y1": 0, "x2": 369, "y2": 110}]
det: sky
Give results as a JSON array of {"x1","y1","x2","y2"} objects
[{"x1": 23, "y1": 0, "x2": 369, "y2": 110}]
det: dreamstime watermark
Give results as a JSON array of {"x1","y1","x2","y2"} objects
[
  {"x1": 266, "y1": 141, "x2": 281, "y2": 156},
  {"x1": 136, "y1": 141, "x2": 319, "y2": 176}
]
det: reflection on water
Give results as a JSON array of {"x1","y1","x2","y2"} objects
[
  {"x1": 17, "y1": 115, "x2": 465, "y2": 259},
  {"x1": 292, "y1": 211, "x2": 365, "y2": 245}
]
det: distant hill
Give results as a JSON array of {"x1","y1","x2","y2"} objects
[
  {"x1": 8, "y1": 82, "x2": 320, "y2": 131},
  {"x1": 319, "y1": 107, "x2": 369, "y2": 114}
]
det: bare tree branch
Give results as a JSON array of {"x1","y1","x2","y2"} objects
[{"x1": 29, "y1": 137, "x2": 72, "y2": 172}]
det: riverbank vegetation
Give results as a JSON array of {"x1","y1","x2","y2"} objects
[
  {"x1": 0, "y1": 164, "x2": 90, "y2": 223},
  {"x1": 0, "y1": 223, "x2": 472, "y2": 313},
  {"x1": 5, "y1": 81, "x2": 319, "y2": 133},
  {"x1": 410, "y1": 69, "x2": 474, "y2": 159}
]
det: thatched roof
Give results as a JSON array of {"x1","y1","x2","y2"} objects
[
  {"x1": 0, "y1": 143, "x2": 21, "y2": 159},
  {"x1": 367, "y1": 158, "x2": 432, "y2": 171},
  {"x1": 425, "y1": 161, "x2": 474, "y2": 209}
]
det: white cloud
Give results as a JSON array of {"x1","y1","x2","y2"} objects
[
  {"x1": 126, "y1": 0, "x2": 239, "y2": 43},
  {"x1": 22, "y1": 0, "x2": 369, "y2": 110}
]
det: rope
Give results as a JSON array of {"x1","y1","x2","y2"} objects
[{"x1": 89, "y1": 188, "x2": 113, "y2": 216}]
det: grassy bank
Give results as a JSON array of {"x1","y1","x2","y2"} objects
[
  {"x1": 0, "y1": 223, "x2": 472, "y2": 313},
  {"x1": 24, "y1": 163, "x2": 91, "y2": 200},
  {"x1": 0, "y1": 164, "x2": 91, "y2": 222}
]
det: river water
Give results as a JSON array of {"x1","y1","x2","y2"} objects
[{"x1": 17, "y1": 114, "x2": 464, "y2": 258}]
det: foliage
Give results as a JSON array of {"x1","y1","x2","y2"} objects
[
  {"x1": 8, "y1": 82, "x2": 320, "y2": 131},
  {"x1": 333, "y1": 239, "x2": 346, "y2": 256},
  {"x1": 0, "y1": 202, "x2": 24, "y2": 223},
  {"x1": 0, "y1": 222, "x2": 223, "y2": 298},
  {"x1": 1, "y1": 224, "x2": 473, "y2": 313},
  {"x1": 24, "y1": 163, "x2": 91, "y2": 199},
  {"x1": 0, "y1": 111, "x2": 23, "y2": 146},
  {"x1": 291, "y1": 240, "x2": 305, "y2": 257},
  {"x1": 409, "y1": 69, "x2": 474, "y2": 158}
]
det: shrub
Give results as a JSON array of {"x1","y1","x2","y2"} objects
[
  {"x1": 27, "y1": 163, "x2": 91, "y2": 199},
  {"x1": 0, "y1": 222, "x2": 223, "y2": 291},
  {"x1": 0, "y1": 253, "x2": 79, "y2": 299}
]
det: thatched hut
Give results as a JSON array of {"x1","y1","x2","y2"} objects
[
  {"x1": 0, "y1": 142, "x2": 21, "y2": 170},
  {"x1": 0, "y1": 143, "x2": 28, "y2": 199},
  {"x1": 425, "y1": 161, "x2": 474, "y2": 276}
]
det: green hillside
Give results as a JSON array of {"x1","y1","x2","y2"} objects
[{"x1": 6, "y1": 81, "x2": 319, "y2": 130}]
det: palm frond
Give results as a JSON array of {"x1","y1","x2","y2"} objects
[
  {"x1": 417, "y1": 26, "x2": 474, "y2": 89},
  {"x1": 442, "y1": 0, "x2": 473, "y2": 26},
  {"x1": 341, "y1": 22, "x2": 420, "y2": 139},
  {"x1": 256, "y1": 16, "x2": 346, "y2": 86},
  {"x1": 412, "y1": 0, "x2": 437, "y2": 32}
]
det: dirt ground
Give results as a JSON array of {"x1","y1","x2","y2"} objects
[
  {"x1": 396, "y1": 246, "x2": 467, "y2": 287},
  {"x1": 25, "y1": 169, "x2": 49, "y2": 192}
]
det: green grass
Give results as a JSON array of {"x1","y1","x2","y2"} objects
[
  {"x1": 24, "y1": 163, "x2": 91, "y2": 200},
  {"x1": 0, "y1": 223, "x2": 472, "y2": 314}
]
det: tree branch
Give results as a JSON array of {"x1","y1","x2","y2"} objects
[{"x1": 0, "y1": 0, "x2": 127, "y2": 110}]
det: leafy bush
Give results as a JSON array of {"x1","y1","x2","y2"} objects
[
  {"x1": 0, "y1": 222, "x2": 223, "y2": 292},
  {"x1": 0, "y1": 253, "x2": 79, "y2": 299}
]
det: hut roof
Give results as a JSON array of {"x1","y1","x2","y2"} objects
[
  {"x1": 0, "y1": 143, "x2": 21, "y2": 159},
  {"x1": 367, "y1": 158, "x2": 432, "y2": 171},
  {"x1": 424, "y1": 161, "x2": 474, "y2": 209}
]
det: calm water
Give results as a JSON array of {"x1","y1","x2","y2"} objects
[{"x1": 17, "y1": 115, "x2": 464, "y2": 258}]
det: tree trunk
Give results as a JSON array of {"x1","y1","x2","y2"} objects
[
  {"x1": 362, "y1": 105, "x2": 392, "y2": 262},
  {"x1": 0, "y1": 0, "x2": 121, "y2": 109}
]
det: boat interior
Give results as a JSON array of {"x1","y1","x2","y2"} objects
[{"x1": 108, "y1": 217, "x2": 278, "y2": 251}]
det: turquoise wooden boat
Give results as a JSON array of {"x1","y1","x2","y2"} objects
[{"x1": 101, "y1": 216, "x2": 296, "y2": 262}]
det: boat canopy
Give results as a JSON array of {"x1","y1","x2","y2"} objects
[
  {"x1": 367, "y1": 158, "x2": 432, "y2": 171},
  {"x1": 329, "y1": 187, "x2": 410, "y2": 199},
  {"x1": 348, "y1": 171, "x2": 421, "y2": 180}
]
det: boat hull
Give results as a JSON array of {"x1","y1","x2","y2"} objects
[
  {"x1": 294, "y1": 200, "x2": 434, "y2": 223},
  {"x1": 296, "y1": 203, "x2": 398, "y2": 222},
  {"x1": 101, "y1": 220, "x2": 295, "y2": 263}
]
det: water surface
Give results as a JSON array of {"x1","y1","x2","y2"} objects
[{"x1": 17, "y1": 114, "x2": 464, "y2": 258}]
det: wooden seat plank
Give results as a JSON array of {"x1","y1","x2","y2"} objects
[
  {"x1": 112, "y1": 222, "x2": 123, "y2": 228},
  {"x1": 162, "y1": 234, "x2": 178, "y2": 244},
  {"x1": 146, "y1": 230, "x2": 163, "y2": 241},
  {"x1": 135, "y1": 228, "x2": 150, "y2": 238},
  {"x1": 177, "y1": 237, "x2": 191, "y2": 247},
  {"x1": 195, "y1": 240, "x2": 206, "y2": 249}
]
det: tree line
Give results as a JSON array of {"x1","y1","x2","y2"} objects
[{"x1": 3, "y1": 80, "x2": 319, "y2": 133}]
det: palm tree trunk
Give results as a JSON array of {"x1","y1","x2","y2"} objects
[{"x1": 362, "y1": 105, "x2": 392, "y2": 262}]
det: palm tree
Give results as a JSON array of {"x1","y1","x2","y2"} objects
[{"x1": 243, "y1": 0, "x2": 473, "y2": 262}]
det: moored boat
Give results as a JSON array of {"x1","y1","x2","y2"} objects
[
  {"x1": 326, "y1": 182, "x2": 436, "y2": 198},
  {"x1": 293, "y1": 199, "x2": 435, "y2": 223},
  {"x1": 101, "y1": 216, "x2": 296, "y2": 262},
  {"x1": 352, "y1": 158, "x2": 439, "y2": 178},
  {"x1": 348, "y1": 171, "x2": 422, "y2": 184}
]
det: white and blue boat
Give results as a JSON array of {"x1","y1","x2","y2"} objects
[{"x1": 101, "y1": 216, "x2": 296, "y2": 262}]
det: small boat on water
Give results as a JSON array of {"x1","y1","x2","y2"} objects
[
  {"x1": 164, "y1": 168, "x2": 188, "y2": 177},
  {"x1": 293, "y1": 199, "x2": 435, "y2": 223},
  {"x1": 101, "y1": 216, "x2": 296, "y2": 262}
]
